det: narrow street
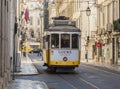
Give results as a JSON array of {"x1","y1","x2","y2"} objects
[
  {"x1": 13, "y1": 53, "x2": 120, "y2": 89},
  {"x1": 1, "y1": 0, "x2": 120, "y2": 89}
]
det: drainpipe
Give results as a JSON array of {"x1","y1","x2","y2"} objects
[{"x1": 12, "y1": 17, "x2": 17, "y2": 80}]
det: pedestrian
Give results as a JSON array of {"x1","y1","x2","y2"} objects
[
  {"x1": 38, "y1": 49, "x2": 42, "y2": 56},
  {"x1": 40, "y1": 49, "x2": 43, "y2": 56}
]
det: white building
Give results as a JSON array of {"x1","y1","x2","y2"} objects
[
  {"x1": 96, "y1": 0, "x2": 120, "y2": 65},
  {"x1": 80, "y1": 0, "x2": 97, "y2": 62},
  {"x1": 0, "y1": 0, "x2": 17, "y2": 89},
  {"x1": 24, "y1": 0, "x2": 43, "y2": 41}
]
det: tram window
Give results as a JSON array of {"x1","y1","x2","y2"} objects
[
  {"x1": 72, "y1": 34, "x2": 79, "y2": 48},
  {"x1": 61, "y1": 34, "x2": 70, "y2": 48},
  {"x1": 51, "y1": 34, "x2": 59, "y2": 48},
  {"x1": 46, "y1": 35, "x2": 49, "y2": 42},
  {"x1": 43, "y1": 35, "x2": 50, "y2": 49}
]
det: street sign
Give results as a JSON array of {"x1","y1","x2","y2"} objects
[{"x1": 96, "y1": 42, "x2": 102, "y2": 47}]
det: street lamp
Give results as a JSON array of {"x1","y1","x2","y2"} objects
[
  {"x1": 86, "y1": 6, "x2": 91, "y2": 44},
  {"x1": 86, "y1": 7, "x2": 91, "y2": 16},
  {"x1": 85, "y1": 6, "x2": 91, "y2": 62}
]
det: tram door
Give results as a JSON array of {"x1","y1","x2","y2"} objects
[
  {"x1": 43, "y1": 35, "x2": 50, "y2": 64},
  {"x1": 47, "y1": 35, "x2": 50, "y2": 63}
]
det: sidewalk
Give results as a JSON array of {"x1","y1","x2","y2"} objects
[
  {"x1": 81, "y1": 60, "x2": 120, "y2": 72},
  {"x1": 15, "y1": 56, "x2": 38, "y2": 75},
  {"x1": 7, "y1": 80, "x2": 49, "y2": 89},
  {"x1": 7, "y1": 55, "x2": 49, "y2": 89}
]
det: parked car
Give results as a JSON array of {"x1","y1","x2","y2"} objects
[
  {"x1": 29, "y1": 48, "x2": 38, "y2": 53},
  {"x1": 29, "y1": 48, "x2": 42, "y2": 53}
]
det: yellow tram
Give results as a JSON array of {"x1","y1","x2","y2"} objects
[{"x1": 43, "y1": 16, "x2": 81, "y2": 71}]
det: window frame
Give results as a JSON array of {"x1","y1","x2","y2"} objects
[
  {"x1": 61, "y1": 34, "x2": 70, "y2": 49},
  {"x1": 51, "y1": 34, "x2": 59, "y2": 49},
  {"x1": 72, "y1": 34, "x2": 79, "y2": 49}
]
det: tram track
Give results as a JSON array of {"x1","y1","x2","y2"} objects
[
  {"x1": 33, "y1": 62, "x2": 120, "y2": 89},
  {"x1": 29, "y1": 54, "x2": 120, "y2": 89},
  {"x1": 55, "y1": 63, "x2": 120, "y2": 89},
  {"x1": 38, "y1": 66, "x2": 100, "y2": 89},
  {"x1": 32, "y1": 60, "x2": 101, "y2": 89},
  {"x1": 30, "y1": 56, "x2": 78, "y2": 89},
  {"x1": 58, "y1": 74, "x2": 78, "y2": 89},
  {"x1": 57, "y1": 74, "x2": 100, "y2": 89},
  {"x1": 76, "y1": 76, "x2": 100, "y2": 89}
]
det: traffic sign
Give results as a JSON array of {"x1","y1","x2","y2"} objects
[{"x1": 96, "y1": 42, "x2": 102, "y2": 47}]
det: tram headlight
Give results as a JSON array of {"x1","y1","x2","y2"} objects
[{"x1": 63, "y1": 57, "x2": 68, "y2": 61}]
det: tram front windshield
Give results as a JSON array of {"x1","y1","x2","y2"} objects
[
  {"x1": 51, "y1": 34, "x2": 79, "y2": 49},
  {"x1": 61, "y1": 34, "x2": 70, "y2": 48}
]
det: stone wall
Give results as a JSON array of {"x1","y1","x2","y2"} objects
[{"x1": 0, "y1": 0, "x2": 16, "y2": 89}]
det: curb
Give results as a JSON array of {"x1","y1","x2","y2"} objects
[
  {"x1": 82, "y1": 62, "x2": 120, "y2": 72},
  {"x1": 6, "y1": 79, "x2": 49, "y2": 89},
  {"x1": 13, "y1": 73, "x2": 39, "y2": 76}
]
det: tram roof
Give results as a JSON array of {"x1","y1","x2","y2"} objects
[{"x1": 46, "y1": 26, "x2": 80, "y2": 32}]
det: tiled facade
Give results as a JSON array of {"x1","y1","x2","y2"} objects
[{"x1": 0, "y1": 0, "x2": 16, "y2": 89}]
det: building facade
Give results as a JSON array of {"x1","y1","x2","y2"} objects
[
  {"x1": 49, "y1": 0, "x2": 120, "y2": 66},
  {"x1": 27, "y1": 0, "x2": 41, "y2": 39},
  {"x1": 0, "y1": 0, "x2": 17, "y2": 89},
  {"x1": 79, "y1": 0, "x2": 97, "y2": 62},
  {"x1": 50, "y1": 0, "x2": 97, "y2": 62},
  {"x1": 96, "y1": 0, "x2": 120, "y2": 65},
  {"x1": 48, "y1": 0, "x2": 56, "y2": 23},
  {"x1": 19, "y1": 0, "x2": 43, "y2": 42}
]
